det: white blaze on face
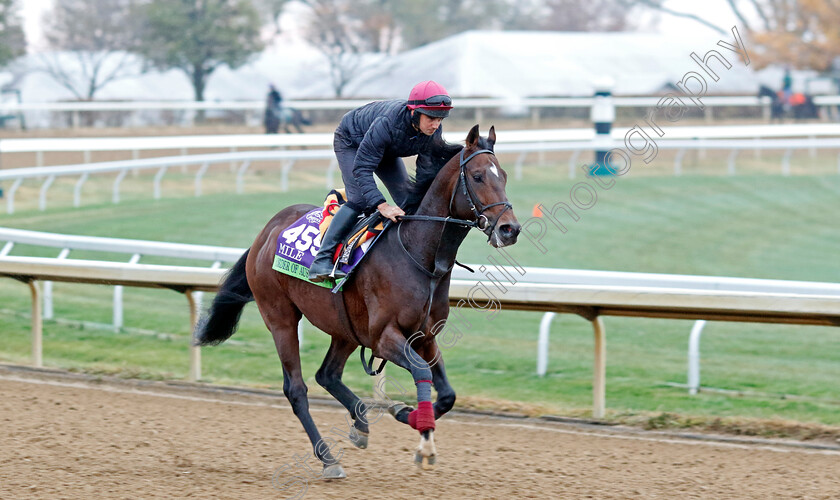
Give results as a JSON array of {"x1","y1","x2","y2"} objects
[{"x1": 489, "y1": 164, "x2": 499, "y2": 178}]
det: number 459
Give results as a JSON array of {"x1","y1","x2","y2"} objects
[{"x1": 281, "y1": 225, "x2": 321, "y2": 256}]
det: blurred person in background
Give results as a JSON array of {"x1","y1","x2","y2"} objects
[
  {"x1": 264, "y1": 84, "x2": 282, "y2": 134},
  {"x1": 781, "y1": 67, "x2": 793, "y2": 111}
]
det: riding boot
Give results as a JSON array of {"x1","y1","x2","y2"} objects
[{"x1": 308, "y1": 204, "x2": 360, "y2": 282}]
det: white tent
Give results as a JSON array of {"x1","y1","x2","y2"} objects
[
  {"x1": 1, "y1": 29, "x2": 801, "y2": 106},
  {"x1": 308, "y1": 30, "x2": 761, "y2": 98}
]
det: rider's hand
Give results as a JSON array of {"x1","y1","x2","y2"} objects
[{"x1": 377, "y1": 202, "x2": 405, "y2": 222}]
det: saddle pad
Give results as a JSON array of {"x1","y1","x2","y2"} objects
[
  {"x1": 319, "y1": 189, "x2": 382, "y2": 246},
  {"x1": 271, "y1": 207, "x2": 377, "y2": 288}
]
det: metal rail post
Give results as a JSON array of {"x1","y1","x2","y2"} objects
[
  {"x1": 186, "y1": 289, "x2": 201, "y2": 382},
  {"x1": 73, "y1": 173, "x2": 89, "y2": 207},
  {"x1": 537, "y1": 312, "x2": 556, "y2": 376},
  {"x1": 687, "y1": 320, "x2": 707, "y2": 395},
  {"x1": 113, "y1": 253, "x2": 141, "y2": 330},
  {"x1": 592, "y1": 317, "x2": 606, "y2": 418},
  {"x1": 28, "y1": 280, "x2": 42, "y2": 367},
  {"x1": 43, "y1": 248, "x2": 70, "y2": 320}
]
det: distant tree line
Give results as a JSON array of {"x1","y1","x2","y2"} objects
[
  {"x1": 0, "y1": 0, "x2": 25, "y2": 68},
  {"x1": 631, "y1": 0, "x2": 840, "y2": 71},
  {"x1": 0, "y1": 0, "x2": 838, "y2": 101}
]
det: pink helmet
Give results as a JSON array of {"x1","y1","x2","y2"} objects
[{"x1": 406, "y1": 80, "x2": 452, "y2": 118}]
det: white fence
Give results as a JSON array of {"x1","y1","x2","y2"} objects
[
  {"x1": 0, "y1": 149, "x2": 338, "y2": 213},
  {"x1": 3, "y1": 94, "x2": 840, "y2": 116},
  {"x1": 3, "y1": 135, "x2": 840, "y2": 214},
  {"x1": 3, "y1": 123, "x2": 840, "y2": 160},
  {"x1": 0, "y1": 227, "x2": 241, "y2": 328},
  {"x1": 2, "y1": 229, "x2": 840, "y2": 417}
]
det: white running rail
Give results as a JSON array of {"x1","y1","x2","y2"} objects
[
  {"x1": 2, "y1": 230, "x2": 840, "y2": 417},
  {"x1": 4, "y1": 136, "x2": 840, "y2": 213}
]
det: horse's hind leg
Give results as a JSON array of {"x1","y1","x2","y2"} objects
[
  {"x1": 266, "y1": 304, "x2": 346, "y2": 479},
  {"x1": 315, "y1": 338, "x2": 370, "y2": 449}
]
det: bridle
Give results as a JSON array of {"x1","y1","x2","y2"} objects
[
  {"x1": 397, "y1": 147, "x2": 514, "y2": 274},
  {"x1": 399, "y1": 148, "x2": 513, "y2": 238},
  {"x1": 450, "y1": 148, "x2": 513, "y2": 237}
]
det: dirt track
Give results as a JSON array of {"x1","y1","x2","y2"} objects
[{"x1": 1, "y1": 368, "x2": 839, "y2": 499}]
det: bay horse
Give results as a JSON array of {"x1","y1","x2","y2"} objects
[
  {"x1": 194, "y1": 125, "x2": 521, "y2": 478},
  {"x1": 758, "y1": 85, "x2": 818, "y2": 121}
]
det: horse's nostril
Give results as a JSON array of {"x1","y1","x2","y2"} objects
[{"x1": 499, "y1": 224, "x2": 521, "y2": 239}]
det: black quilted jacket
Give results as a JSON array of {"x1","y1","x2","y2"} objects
[{"x1": 335, "y1": 99, "x2": 445, "y2": 210}]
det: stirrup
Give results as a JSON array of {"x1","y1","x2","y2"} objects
[{"x1": 309, "y1": 259, "x2": 346, "y2": 282}]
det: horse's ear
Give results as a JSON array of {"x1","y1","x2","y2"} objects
[
  {"x1": 487, "y1": 125, "x2": 496, "y2": 149},
  {"x1": 466, "y1": 124, "x2": 480, "y2": 148}
]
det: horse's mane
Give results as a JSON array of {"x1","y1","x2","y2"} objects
[{"x1": 403, "y1": 135, "x2": 494, "y2": 214}]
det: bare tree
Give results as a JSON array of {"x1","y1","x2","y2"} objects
[
  {"x1": 136, "y1": 0, "x2": 264, "y2": 107},
  {"x1": 39, "y1": 0, "x2": 144, "y2": 100},
  {"x1": 252, "y1": 0, "x2": 290, "y2": 37},
  {"x1": 386, "y1": 0, "x2": 515, "y2": 49},
  {"x1": 301, "y1": 0, "x2": 384, "y2": 97},
  {"x1": 635, "y1": 0, "x2": 840, "y2": 71},
  {"x1": 625, "y1": 0, "x2": 729, "y2": 35},
  {"x1": 721, "y1": 0, "x2": 840, "y2": 70},
  {"x1": 0, "y1": 0, "x2": 25, "y2": 68},
  {"x1": 538, "y1": 0, "x2": 639, "y2": 31}
]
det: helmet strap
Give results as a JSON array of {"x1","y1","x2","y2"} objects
[{"x1": 411, "y1": 109, "x2": 422, "y2": 131}]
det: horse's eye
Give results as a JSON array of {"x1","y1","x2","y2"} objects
[{"x1": 472, "y1": 174, "x2": 483, "y2": 183}]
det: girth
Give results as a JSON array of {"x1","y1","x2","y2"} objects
[{"x1": 332, "y1": 290, "x2": 386, "y2": 376}]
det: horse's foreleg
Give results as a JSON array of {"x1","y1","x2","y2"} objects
[
  {"x1": 377, "y1": 327, "x2": 438, "y2": 470},
  {"x1": 387, "y1": 340, "x2": 455, "y2": 420},
  {"x1": 315, "y1": 338, "x2": 370, "y2": 449},
  {"x1": 422, "y1": 342, "x2": 456, "y2": 419}
]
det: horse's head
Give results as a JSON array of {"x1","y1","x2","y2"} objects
[
  {"x1": 450, "y1": 125, "x2": 521, "y2": 248},
  {"x1": 758, "y1": 85, "x2": 776, "y2": 98}
]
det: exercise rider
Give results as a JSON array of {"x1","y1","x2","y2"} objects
[{"x1": 308, "y1": 81, "x2": 454, "y2": 282}]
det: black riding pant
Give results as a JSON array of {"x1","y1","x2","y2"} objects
[{"x1": 333, "y1": 135, "x2": 409, "y2": 213}]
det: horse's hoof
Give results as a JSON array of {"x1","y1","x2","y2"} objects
[
  {"x1": 414, "y1": 451, "x2": 436, "y2": 471},
  {"x1": 321, "y1": 463, "x2": 346, "y2": 479},
  {"x1": 388, "y1": 402, "x2": 413, "y2": 418},
  {"x1": 350, "y1": 430, "x2": 368, "y2": 449}
]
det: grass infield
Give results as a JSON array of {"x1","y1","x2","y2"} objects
[{"x1": 1, "y1": 165, "x2": 839, "y2": 434}]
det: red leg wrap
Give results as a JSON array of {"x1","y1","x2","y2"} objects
[{"x1": 408, "y1": 401, "x2": 436, "y2": 432}]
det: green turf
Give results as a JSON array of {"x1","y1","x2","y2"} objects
[{"x1": 1, "y1": 166, "x2": 839, "y2": 426}]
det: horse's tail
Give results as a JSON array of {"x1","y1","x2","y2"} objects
[{"x1": 194, "y1": 249, "x2": 254, "y2": 346}]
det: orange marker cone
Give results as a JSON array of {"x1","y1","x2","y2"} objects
[{"x1": 532, "y1": 204, "x2": 542, "y2": 218}]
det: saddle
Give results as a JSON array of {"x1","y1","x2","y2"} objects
[
  {"x1": 319, "y1": 189, "x2": 385, "y2": 266},
  {"x1": 271, "y1": 189, "x2": 387, "y2": 289}
]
